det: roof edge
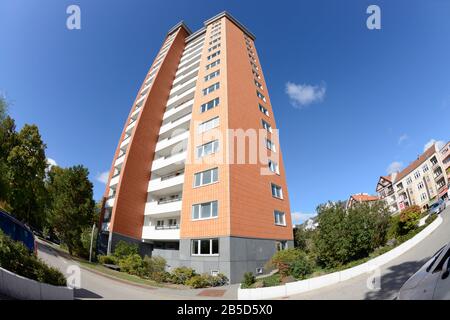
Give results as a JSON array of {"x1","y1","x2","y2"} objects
[
  {"x1": 204, "y1": 11, "x2": 256, "y2": 40},
  {"x1": 167, "y1": 21, "x2": 192, "y2": 37}
]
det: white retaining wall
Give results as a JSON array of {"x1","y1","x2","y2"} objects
[
  {"x1": 0, "y1": 267, "x2": 74, "y2": 300},
  {"x1": 238, "y1": 215, "x2": 443, "y2": 300}
]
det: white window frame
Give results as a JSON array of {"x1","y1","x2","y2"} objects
[
  {"x1": 196, "y1": 140, "x2": 219, "y2": 158},
  {"x1": 262, "y1": 119, "x2": 272, "y2": 133},
  {"x1": 203, "y1": 82, "x2": 220, "y2": 96},
  {"x1": 206, "y1": 59, "x2": 221, "y2": 70},
  {"x1": 268, "y1": 160, "x2": 280, "y2": 175},
  {"x1": 192, "y1": 201, "x2": 218, "y2": 221},
  {"x1": 204, "y1": 70, "x2": 220, "y2": 82},
  {"x1": 271, "y1": 183, "x2": 283, "y2": 199},
  {"x1": 274, "y1": 211, "x2": 286, "y2": 226},
  {"x1": 193, "y1": 167, "x2": 219, "y2": 187},
  {"x1": 198, "y1": 116, "x2": 220, "y2": 134},
  {"x1": 191, "y1": 238, "x2": 219, "y2": 256},
  {"x1": 265, "y1": 138, "x2": 276, "y2": 152},
  {"x1": 259, "y1": 104, "x2": 269, "y2": 116},
  {"x1": 257, "y1": 90, "x2": 266, "y2": 102},
  {"x1": 200, "y1": 97, "x2": 220, "y2": 113}
]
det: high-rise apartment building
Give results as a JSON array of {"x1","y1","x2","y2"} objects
[{"x1": 98, "y1": 12, "x2": 293, "y2": 283}]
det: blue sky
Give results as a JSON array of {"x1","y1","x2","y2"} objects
[{"x1": 1, "y1": 1, "x2": 449, "y2": 224}]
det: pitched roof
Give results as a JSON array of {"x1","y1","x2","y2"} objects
[
  {"x1": 395, "y1": 145, "x2": 437, "y2": 183},
  {"x1": 351, "y1": 194, "x2": 379, "y2": 202}
]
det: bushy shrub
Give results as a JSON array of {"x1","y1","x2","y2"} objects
[
  {"x1": 169, "y1": 266, "x2": 197, "y2": 284},
  {"x1": 207, "y1": 273, "x2": 228, "y2": 287},
  {"x1": 241, "y1": 272, "x2": 255, "y2": 288},
  {"x1": 98, "y1": 255, "x2": 117, "y2": 265},
  {"x1": 289, "y1": 254, "x2": 314, "y2": 280},
  {"x1": 0, "y1": 230, "x2": 66, "y2": 286},
  {"x1": 118, "y1": 254, "x2": 144, "y2": 276},
  {"x1": 268, "y1": 248, "x2": 302, "y2": 276},
  {"x1": 151, "y1": 271, "x2": 171, "y2": 283},
  {"x1": 142, "y1": 256, "x2": 167, "y2": 280},
  {"x1": 76, "y1": 226, "x2": 97, "y2": 259},
  {"x1": 185, "y1": 274, "x2": 209, "y2": 288},
  {"x1": 399, "y1": 205, "x2": 421, "y2": 233},
  {"x1": 113, "y1": 241, "x2": 139, "y2": 259}
]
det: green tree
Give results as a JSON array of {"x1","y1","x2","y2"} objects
[
  {"x1": 314, "y1": 201, "x2": 390, "y2": 268},
  {"x1": 6, "y1": 124, "x2": 48, "y2": 229},
  {"x1": 46, "y1": 165, "x2": 95, "y2": 255}
]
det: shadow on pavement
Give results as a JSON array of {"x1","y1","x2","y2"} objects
[
  {"x1": 365, "y1": 257, "x2": 430, "y2": 300},
  {"x1": 74, "y1": 288, "x2": 103, "y2": 299}
]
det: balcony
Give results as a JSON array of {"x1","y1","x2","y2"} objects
[
  {"x1": 147, "y1": 172, "x2": 185, "y2": 194},
  {"x1": 131, "y1": 106, "x2": 142, "y2": 119},
  {"x1": 105, "y1": 197, "x2": 115, "y2": 208},
  {"x1": 144, "y1": 199, "x2": 182, "y2": 217},
  {"x1": 159, "y1": 113, "x2": 191, "y2": 137},
  {"x1": 163, "y1": 100, "x2": 193, "y2": 122},
  {"x1": 101, "y1": 222, "x2": 110, "y2": 232},
  {"x1": 151, "y1": 151, "x2": 187, "y2": 175},
  {"x1": 155, "y1": 131, "x2": 189, "y2": 153},
  {"x1": 165, "y1": 86, "x2": 196, "y2": 109},
  {"x1": 120, "y1": 136, "x2": 131, "y2": 148},
  {"x1": 114, "y1": 153, "x2": 126, "y2": 168},
  {"x1": 142, "y1": 226, "x2": 180, "y2": 240},
  {"x1": 109, "y1": 174, "x2": 120, "y2": 187},
  {"x1": 168, "y1": 77, "x2": 197, "y2": 98},
  {"x1": 125, "y1": 120, "x2": 137, "y2": 133}
]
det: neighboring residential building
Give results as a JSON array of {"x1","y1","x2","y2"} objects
[
  {"x1": 394, "y1": 143, "x2": 448, "y2": 211},
  {"x1": 376, "y1": 173, "x2": 399, "y2": 213},
  {"x1": 303, "y1": 217, "x2": 319, "y2": 230},
  {"x1": 438, "y1": 142, "x2": 450, "y2": 199},
  {"x1": 98, "y1": 12, "x2": 293, "y2": 283},
  {"x1": 346, "y1": 193, "x2": 379, "y2": 209}
]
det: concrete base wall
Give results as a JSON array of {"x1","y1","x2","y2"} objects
[
  {"x1": 0, "y1": 267, "x2": 73, "y2": 300},
  {"x1": 108, "y1": 232, "x2": 153, "y2": 257},
  {"x1": 177, "y1": 237, "x2": 293, "y2": 284}
]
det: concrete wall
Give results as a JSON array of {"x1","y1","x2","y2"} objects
[
  {"x1": 0, "y1": 267, "x2": 73, "y2": 300},
  {"x1": 110, "y1": 232, "x2": 153, "y2": 257},
  {"x1": 177, "y1": 236, "x2": 294, "y2": 283},
  {"x1": 238, "y1": 215, "x2": 443, "y2": 299}
]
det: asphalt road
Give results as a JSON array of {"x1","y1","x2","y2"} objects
[
  {"x1": 285, "y1": 206, "x2": 450, "y2": 300},
  {"x1": 37, "y1": 240, "x2": 238, "y2": 300},
  {"x1": 36, "y1": 206, "x2": 449, "y2": 300}
]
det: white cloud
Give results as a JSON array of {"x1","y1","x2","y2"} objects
[
  {"x1": 398, "y1": 134, "x2": 408, "y2": 145},
  {"x1": 46, "y1": 158, "x2": 57, "y2": 169},
  {"x1": 285, "y1": 82, "x2": 326, "y2": 108},
  {"x1": 387, "y1": 161, "x2": 403, "y2": 174},
  {"x1": 424, "y1": 139, "x2": 445, "y2": 152},
  {"x1": 96, "y1": 171, "x2": 110, "y2": 184},
  {"x1": 291, "y1": 212, "x2": 317, "y2": 225}
]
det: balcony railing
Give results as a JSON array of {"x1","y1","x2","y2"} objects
[
  {"x1": 158, "y1": 197, "x2": 182, "y2": 205},
  {"x1": 155, "y1": 224, "x2": 180, "y2": 230}
]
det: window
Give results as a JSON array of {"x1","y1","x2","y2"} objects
[
  {"x1": 252, "y1": 70, "x2": 260, "y2": 79},
  {"x1": 406, "y1": 177, "x2": 412, "y2": 185},
  {"x1": 194, "y1": 168, "x2": 218, "y2": 187},
  {"x1": 191, "y1": 239, "x2": 219, "y2": 256},
  {"x1": 262, "y1": 119, "x2": 272, "y2": 133},
  {"x1": 257, "y1": 90, "x2": 266, "y2": 102},
  {"x1": 204, "y1": 70, "x2": 220, "y2": 82},
  {"x1": 259, "y1": 104, "x2": 269, "y2": 116},
  {"x1": 192, "y1": 201, "x2": 218, "y2": 220},
  {"x1": 430, "y1": 156, "x2": 438, "y2": 165},
  {"x1": 417, "y1": 182, "x2": 424, "y2": 190},
  {"x1": 422, "y1": 164, "x2": 429, "y2": 173},
  {"x1": 265, "y1": 138, "x2": 276, "y2": 152},
  {"x1": 198, "y1": 116, "x2": 220, "y2": 133},
  {"x1": 274, "y1": 211, "x2": 286, "y2": 226},
  {"x1": 208, "y1": 44, "x2": 221, "y2": 52},
  {"x1": 156, "y1": 220, "x2": 164, "y2": 228},
  {"x1": 209, "y1": 37, "x2": 221, "y2": 45},
  {"x1": 275, "y1": 241, "x2": 287, "y2": 251},
  {"x1": 207, "y1": 50, "x2": 221, "y2": 60},
  {"x1": 196, "y1": 140, "x2": 219, "y2": 158},
  {"x1": 254, "y1": 79, "x2": 263, "y2": 89},
  {"x1": 206, "y1": 59, "x2": 220, "y2": 70},
  {"x1": 414, "y1": 171, "x2": 421, "y2": 179},
  {"x1": 203, "y1": 82, "x2": 220, "y2": 96},
  {"x1": 268, "y1": 160, "x2": 280, "y2": 174},
  {"x1": 271, "y1": 183, "x2": 283, "y2": 199},
  {"x1": 420, "y1": 193, "x2": 427, "y2": 201},
  {"x1": 200, "y1": 97, "x2": 220, "y2": 113}
]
